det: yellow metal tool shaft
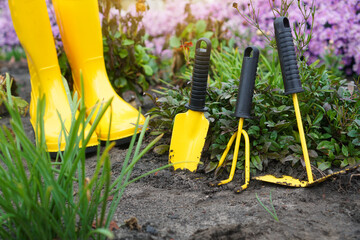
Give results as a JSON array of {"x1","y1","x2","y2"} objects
[
  {"x1": 292, "y1": 93, "x2": 314, "y2": 183},
  {"x1": 218, "y1": 118, "x2": 244, "y2": 185}
]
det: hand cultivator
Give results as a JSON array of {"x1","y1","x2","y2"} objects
[{"x1": 212, "y1": 47, "x2": 259, "y2": 193}]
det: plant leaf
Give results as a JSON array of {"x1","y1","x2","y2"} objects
[
  {"x1": 153, "y1": 144, "x2": 169, "y2": 155},
  {"x1": 123, "y1": 39, "x2": 135, "y2": 46},
  {"x1": 318, "y1": 162, "x2": 331, "y2": 171},
  {"x1": 342, "y1": 145, "x2": 349, "y2": 157}
]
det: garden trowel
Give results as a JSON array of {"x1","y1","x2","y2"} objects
[
  {"x1": 169, "y1": 38, "x2": 212, "y2": 172},
  {"x1": 253, "y1": 17, "x2": 360, "y2": 187}
]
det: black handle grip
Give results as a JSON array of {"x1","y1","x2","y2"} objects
[
  {"x1": 186, "y1": 38, "x2": 211, "y2": 112},
  {"x1": 234, "y1": 46, "x2": 259, "y2": 118},
  {"x1": 274, "y1": 17, "x2": 303, "y2": 95}
]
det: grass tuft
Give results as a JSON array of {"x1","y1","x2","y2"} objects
[{"x1": 0, "y1": 73, "x2": 165, "y2": 239}]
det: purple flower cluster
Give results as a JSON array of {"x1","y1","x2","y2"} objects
[
  {"x1": 0, "y1": 1, "x2": 19, "y2": 52},
  {"x1": 309, "y1": 0, "x2": 360, "y2": 74},
  {"x1": 0, "y1": 0, "x2": 60, "y2": 51},
  {"x1": 254, "y1": 0, "x2": 360, "y2": 75}
]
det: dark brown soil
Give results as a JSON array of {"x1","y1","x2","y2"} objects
[{"x1": 1, "y1": 61, "x2": 360, "y2": 240}]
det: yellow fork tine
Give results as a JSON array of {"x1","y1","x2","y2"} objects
[
  {"x1": 214, "y1": 119, "x2": 251, "y2": 192},
  {"x1": 293, "y1": 93, "x2": 314, "y2": 183},
  {"x1": 217, "y1": 118, "x2": 244, "y2": 185},
  {"x1": 236, "y1": 129, "x2": 250, "y2": 192},
  {"x1": 216, "y1": 132, "x2": 237, "y2": 169}
]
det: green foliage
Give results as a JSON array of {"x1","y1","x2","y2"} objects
[
  {"x1": 169, "y1": 1, "x2": 229, "y2": 52},
  {"x1": 0, "y1": 73, "x2": 28, "y2": 116},
  {"x1": 0, "y1": 46, "x2": 26, "y2": 61},
  {"x1": 100, "y1": 4, "x2": 156, "y2": 98},
  {"x1": 320, "y1": 44, "x2": 345, "y2": 78},
  {"x1": 147, "y1": 81, "x2": 189, "y2": 137},
  {"x1": 210, "y1": 44, "x2": 244, "y2": 88},
  {"x1": 297, "y1": 60, "x2": 360, "y2": 169},
  {"x1": 0, "y1": 73, "x2": 162, "y2": 239},
  {"x1": 168, "y1": 5, "x2": 229, "y2": 77},
  {"x1": 149, "y1": 44, "x2": 360, "y2": 173},
  {"x1": 169, "y1": 19, "x2": 220, "y2": 52}
]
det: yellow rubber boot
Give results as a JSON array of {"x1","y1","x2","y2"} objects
[
  {"x1": 8, "y1": 0, "x2": 98, "y2": 153},
  {"x1": 52, "y1": 0, "x2": 145, "y2": 142}
]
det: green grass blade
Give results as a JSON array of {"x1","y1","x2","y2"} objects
[{"x1": 255, "y1": 192, "x2": 279, "y2": 222}]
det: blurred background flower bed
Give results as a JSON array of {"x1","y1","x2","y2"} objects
[{"x1": 1, "y1": 0, "x2": 360, "y2": 75}]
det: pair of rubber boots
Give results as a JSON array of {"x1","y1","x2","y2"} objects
[{"x1": 9, "y1": 0, "x2": 145, "y2": 153}]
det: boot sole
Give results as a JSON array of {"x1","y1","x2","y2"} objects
[
  {"x1": 49, "y1": 145, "x2": 98, "y2": 159},
  {"x1": 100, "y1": 134, "x2": 139, "y2": 148}
]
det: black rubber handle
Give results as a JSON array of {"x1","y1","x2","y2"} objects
[
  {"x1": 274, "y1": 17, "x2": 304, "y2": 95},
  {"x1": 234, "y1": 46, "x2": 259, "y2": 118},
  {"x1": 186, "y1": 38, "x2": 211, "y2": 112}
]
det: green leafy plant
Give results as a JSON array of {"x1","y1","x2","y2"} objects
[
  {"x1": 255, "y1": 191, "x2": 279, "y2": 222},
  {"x1": 100, "y1": 2, "x2": 156, "y2": 98},
  {"x1": 209, "y1": 44, "x2": 244, "y2": 87},
  {"x1": 0, "y1": 46, "x2": 26, "y2": 61},
  {"x1": 169, "y1": 1, "x2": 228, "y2": 51},
  {"x1": 168, "y1": 3, "x2": 229, "y2": 77},
  {"x1": 0, "y1": 73, "x2": 163, "y2": 239},
  {"x1": 0, "y1": 73, "x2": 28, "y2": 116},
  {"x1": 147, "y1": 80, "x2": 189, "y2": 137},
  {"x1": 320, "y1": 41, "x2": 345, "y2": 78},
  {"x1": 169, "y1": 19, "x2": 220, "y2": 51}
]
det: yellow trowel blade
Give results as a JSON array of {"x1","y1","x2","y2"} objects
[
  {"x1": 253, "y1": 163, "x2": 360, "y2": 187},
  {"x1": 169, "y1": 110, "x2": 209, "y2": 172}
]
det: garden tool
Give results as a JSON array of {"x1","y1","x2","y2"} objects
[
  {"x1": 213, "y1": 46, "x2": 259, "y2": 192},
  {"x1": 52, "y1": 0, "x2": 145, "y2": 143},
  {"x1": 253, "y1": 17, "x2": 360, "y2": 187},
  {"x1": 169, "y1": 38, "x2": 211, "y2": 172},
  {"x1": 8, "y1": 0, "x2": 98, "y2": 153}
]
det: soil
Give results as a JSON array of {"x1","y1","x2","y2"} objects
[{"x1": 1, "y1": 61, "x2": 360, "y2": 240}]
